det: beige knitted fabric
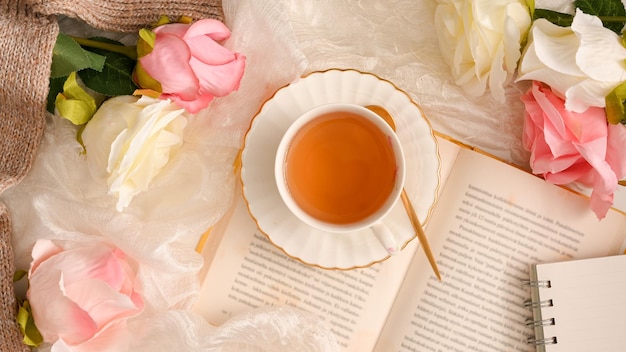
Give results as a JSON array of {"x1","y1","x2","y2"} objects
[{"x1": 0, "y1": 1, "x2": 223, "y2": 351}]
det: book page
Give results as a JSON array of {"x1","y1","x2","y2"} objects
[
  {"x1": 193, "y1": 195, "x2": 419, "y2": 351},
  {"x1": 374, "y1": 138, "x2": 626, "y2": 352}
]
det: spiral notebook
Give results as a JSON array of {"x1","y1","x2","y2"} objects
[{"x1": 524, "y1": 255, "x2": 626, "y2": 351}]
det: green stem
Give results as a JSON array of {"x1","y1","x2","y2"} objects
[
  {"x1": 599, "y1": 16, "x2": 626, "y2": 22},
  {"x1": 71, "y1": 36, "x2": 137, "y2": 60}
]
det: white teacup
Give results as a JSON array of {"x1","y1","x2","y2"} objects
[{"x1": 275, "y1": 103, "x2": 406, "y2": 255}]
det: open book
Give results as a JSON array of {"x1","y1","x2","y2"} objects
[{"x1": 192, "y1": 135, "x2": 626, "y2": 351}]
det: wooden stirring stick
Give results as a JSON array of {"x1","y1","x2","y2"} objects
[{"x1": 366, "y1": 105, "x2": 442, "y2": 281}]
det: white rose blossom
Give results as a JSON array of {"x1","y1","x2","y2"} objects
[
  {"x1": 517, "y1": 9, "x2": 626, "y2": 113},
  {"x1": 435, "y1": 0, "x2": 531, "y2": 102},
  {"x1": 82, "y1": 95, "x2": 188, "y2": 211}
]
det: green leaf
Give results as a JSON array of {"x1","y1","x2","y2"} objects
[
  {"x1": 17, "y1": 300, "x2": 43, "y2": 347},
  {"x1": 72, "y1": 36, "x2": 137, "y2": 60},
  {"x1": 55, "y1": 72, "x2": 98, "y2": 125},
  {"x1": 137, "y1": 29, "x2": 157, "y2": 58},
  {"x1": 78, "y1": 40, "x2": 138, "y2": 96},
  {"x1": 13, "y1": 269, "x2": 27, "y2": 283},
  {"x1": 533, "y1": 9, "x2": 573, "y2": 26},
  {"x1": 50, "y1": 33, "x2": 106, "y2": 78},
  {"x1": 525, "y1": 0, "x2": 535, "y2": 18},
  {"x1": 85, "y1": 49, "x2": 107, "y2": 71},
  {"x1": 606, "y1": 81, "x2": 626, "y2": 124},
  {"x1": 47, "y1": 76, "x2": 67, "y2": 113},
  {"x1": 575, "y1": 0, "x2": 626, "y2": 34}
]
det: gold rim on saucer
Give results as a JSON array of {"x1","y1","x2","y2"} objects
[{"x1": 239, "y1": 68, "x2": 441, "y2": 270}]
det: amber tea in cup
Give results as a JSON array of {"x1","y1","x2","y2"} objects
[
  {"x1": 275, "y1": 103, "x2": 405, "y2": 254},
  {"x1": 285, "y1": 110, "x2": 396, "y2": 224}
]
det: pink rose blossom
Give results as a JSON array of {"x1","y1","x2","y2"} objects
[
  {"x1": 135, "y1": 19, "x2": 246, "y2": 113},
  {"x1": 522, "y1": 81, "x2": 626, "y2": 219},
  {"x1": 27, "y1": 239, "x2": 143, "y2": 352}
]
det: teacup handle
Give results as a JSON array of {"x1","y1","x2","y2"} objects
[{"x1": 370, "y1": 222, "x2": 400, "y2": 255}]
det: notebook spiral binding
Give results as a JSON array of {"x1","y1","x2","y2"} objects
[
  {"x1": 527, "y1": 337, "x2": 558, "y2": 346},
  {"x1": 521, "y1": 279, "x2": 551, "y2": 288},
  {"x1": 523, "y1": 298, "x2": 553, "y2": 309},
  {"x1": 525, "y1": 317, "x2": 555, "y2": 327},
  {"x1": 523, "y1": 279, "x2": 557, "y2": 347}
]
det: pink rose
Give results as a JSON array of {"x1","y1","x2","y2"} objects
[
  {"x1": 522, "y1": 81, "x2": 626, "y2": 219},
  {"x1": 134, "y1": 19, "x2": 246, "y2": 114},
  {"x1": 27, "y1": 240, "x2": 144, "y2": 352}
]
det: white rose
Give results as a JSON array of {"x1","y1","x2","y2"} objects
[
  {"x1": 435, "y1": 0, "x2": 531, "y2": 101},
  {"x1": 82, "y1": 95, "x2": 188, "y2": 211},
  {"x1": 517, "y1": 9, "x2": 626, "y2": 113}
]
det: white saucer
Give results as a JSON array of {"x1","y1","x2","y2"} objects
[{"x1": 240, "y1": 69, "x2": 440, "y2": 269}]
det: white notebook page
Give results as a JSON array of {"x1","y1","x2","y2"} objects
[{"x1": 532, "y1": 255, "x2": 626, "y2": 351}]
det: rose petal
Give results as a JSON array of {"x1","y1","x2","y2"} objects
[
  {"x1": 564, "y1": 80, "x2": 621, "y2": 113},
  {"x1": 530, "y1": 133, "x2": 582, "y2": 175},
  {"x1": 575, "y1": 138, "x2": 617, "y2": 192},
  {"x1": 164, "y1": 92, "x2": 214, "y2": 114},
  {"x1": 544, "y1": 160, "x2": 592, "y2": 184},
  {"x1": 185, "y1": 34, "x2": 237, "y2": 65},
  {"x1": 517, "y1": 22, "x2": 588, "y2": 105},
  {"x1": 111, "y1": 248, "x2": 138, "y2": 298},
  {"x1": 53, "y1": 320, "x2": 131, "y2": 352},
  {"x1": 517, "y1": 11, "x2": 626, "y2": 113},
  {"x1": 435, "y1": 4, "x2": 460, "y2": 69},
  {"x1": 106, "y1": 99, "x2": 187, "y2": 210},
  {"x1": 531, "y1": 19, "x2": 583, "y2": 76},
  {"x1": 28, "y1": 241, "x2": 142, "y2": 351},
  {"x1": 44, "y1": 245, "x2": 125, "y2": 290},
  {"x1": 521, "y1": 79, "x2": 621, "y2": 219},
  {"x1": 503, "y1": 3, "x2": 529, "y2": 70},
  {"x1": 542, "y1": 115, "x2": 575, "y2": 158},
  {"x1": 589, "y1": 191, "x2": 614, "y2": 219},
  {"x1": 83, "y1": 96, "x2": 143, "y2": 179},
  {"x1": 572, "y1": 9, "x2": 626, "y2": 82},
  {"x1": 28, "y1": 270, "x2": 97, "y2": 345},
  {"x1": 190, "y1": 52, "x2": 245, "y2": 98},
  {"x1": 152, "y1": 23, "x2": 189, "y2": 37},
  {"x1": 522, "y1": 119, "x2": 537, "y2": 152},
  {"x1": 527, "y1": 83, "x2": 578, "y2": 159},
  {"x1": 63, "y1": 278, "x2": 141, "y2": 328},
  {"x1": 563, "y1": 106, "x2": 610, "y2": 144},
  {"x1": 184, "y1": 18, "x2": 231, "y2": 42},
  {"x1": 606, "y1": 124, "x2": 626, "y2": 179},
  {"x1": 140, "y1": 34, "x2": 199, "y2": 100},
  {"x1": 30, "y1": 239, "x2": 64, "y2": 274},
  {"x1": 517, "y1": 66, "x2": 583, "y2": 100},
  {"x1": 487, "y1": 43, "x2": 507, "y2": 101},
  {"x1": 527, "y1": 133, "x2": 553, "y2": 173},
  {"x1": 435, "y1": 0, "x2": 530, "y2": 101}
]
